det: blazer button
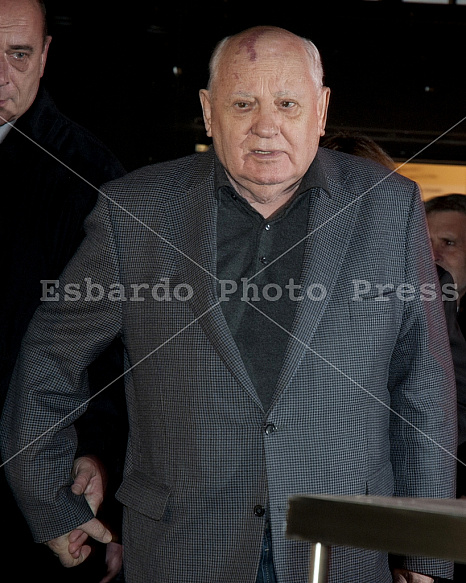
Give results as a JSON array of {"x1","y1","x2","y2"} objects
[
  {"x1": 254, "y1": 505, "x2": 266, "y2": 517},
  {"x1": 264, "y1": 423, "x2": 277, "y2": 435}
]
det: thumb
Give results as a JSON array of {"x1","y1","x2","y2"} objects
[
  {"x1": 71, "y1": 464, "x2": 94, "y2": 496},
  {"x1": 80, "y1": 517, "x2": 113, "y2": 544}
]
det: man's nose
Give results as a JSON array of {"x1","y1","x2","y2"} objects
[
  {"x1": 0, "y1": 56, "x2": 11, "y2": 86},
  {"x1": 431, "y1": 241, "x2": 442, "y2": 262},
  {"x1": 251, "y1": 109, "x2": 279, "y2": 138}
]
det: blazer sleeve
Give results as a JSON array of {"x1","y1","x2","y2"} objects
[
  {"x1": 387, "y1": 185, "x2": 457, "y2": 578},
  {"x1": 0, "y1": 191, "x2": 122, "y2": 543}
]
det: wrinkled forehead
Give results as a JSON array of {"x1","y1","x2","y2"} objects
[
  {"x1": 0, "y1": 0, "x2": 44, "y2": 41},
  {"x1": 227, "y1": 28, "x2": 309, "y2": 66},
  {"x1": 212, "y1": 31, "x2": 315, "y2": 99},
  {"x1": 428, "y1": 210, "x2": 466, "y2": 230}
]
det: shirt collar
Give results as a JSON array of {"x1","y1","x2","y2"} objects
[{"x1": 0, "y1": 120, "x2": 15, "y2": 144}]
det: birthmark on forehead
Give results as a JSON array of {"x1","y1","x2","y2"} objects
[{"x1": 236, "y1": 29, "x2": 266, "y2": 62}]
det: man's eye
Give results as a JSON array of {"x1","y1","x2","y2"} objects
[
  {"x1": 281, "y1": 101, "x2": 296, "y2": 108},
  {"x1": 12, "y1": 52, "x2": 27, "y2": 60},
  {"x1": 446, "y1": 240, "x2": 455, "y2": 246},
  {"x1": 235, "y1": 102, "x2": 250, "y2": 109}
]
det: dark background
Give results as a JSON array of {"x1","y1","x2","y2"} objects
[{"x1": 42, "y1": 0, "x2": 466, "y2": 172}]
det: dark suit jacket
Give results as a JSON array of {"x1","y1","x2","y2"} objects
[
  {"x1": 1, "y1": 147, "x2": 457, "y2": 583},
  {"x1": 437, "y1": 266, "x2": 466, "y2": 448},
  {"x1": 1, "y1": 86, "x2": 126, "y2": 403},
  {"x1": 0, "y1": 86, "x2": 128, "y2": 572}
]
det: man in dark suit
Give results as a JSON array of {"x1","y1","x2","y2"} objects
[
  {"x1": 425, "y1": 195, "x2": 466, "y2": 454},
  {"x1": 1, "y1": 25, "x2": 457, "y2": 583},
  {"x1": 0, "y1": 0, "x2": 127, "y2": 581},
  {"x1": 425, "y1": 195, "x2": 466, "y2": 582}
]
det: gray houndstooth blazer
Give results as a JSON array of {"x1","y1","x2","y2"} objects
[{"x1": 1, "y1": 147, "x2": 457, "y2": 582}]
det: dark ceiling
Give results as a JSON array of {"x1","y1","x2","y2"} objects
[{"x1": 42, "y1": 0, "x2": 466, "y2": 171}]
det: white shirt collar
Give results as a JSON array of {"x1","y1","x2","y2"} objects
[{"x1": 0, "y1": 120, "x2": 15, "y2": 144}]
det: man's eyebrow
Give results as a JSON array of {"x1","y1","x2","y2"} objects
[
  {"x1": 275, "y1": 91, "x2": 299, "y2": 98},
  {"x1": 9, "y1": 44, "x2": 34, "y2": 52}
]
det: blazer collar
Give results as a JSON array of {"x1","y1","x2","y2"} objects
[
  {"x1": 167, "y1": 155, "x2": 261, "y2": 406},
  {"x1": 274, "y1": 176, "x2": 362, "y2": 401},
  {"x1": 167, "y1": 150, "x2": 361, "y2": 409}
]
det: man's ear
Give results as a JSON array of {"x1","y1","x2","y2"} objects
[
  {"x1": 317, "y1": 86, "x2": 331, "y2": 137},
  {"x1": 40, "y1": 36, "x2": 52, "y2": 78},
  {"x1": 199, "y1": 89, "x2": 213, "y2": 138}
]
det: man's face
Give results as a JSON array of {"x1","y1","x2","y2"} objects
[
  {"x1": 427, "y1": 210, "x2": 466, "y2": 299},
  {"x1": 0, "y1": 0, "x2": 51, "y2": 125},
  {"x1": 199, "y1": 30, "x2": 329, "y2": 204}
]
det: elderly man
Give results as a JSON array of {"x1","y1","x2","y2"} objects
[{"x1": 1, "y1": 25, "x2": 457, "y2": 583}]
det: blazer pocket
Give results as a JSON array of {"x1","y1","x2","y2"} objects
[
  {"x1": 349, "y1": 292, "x2": 398, "y2": 318},
  {"x1": 116, "y1": 470, "x2": 171, "y2": 520},
  {"x1": 366, "y1": 464, "x2": 394, "y2": 496}
]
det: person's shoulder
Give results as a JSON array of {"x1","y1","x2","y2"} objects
[
  {"x1": 33, "y1": 88, "x2": 126, "y2": 181},
  {"x1": 52, "y1": 114, "x2": 125, "y2": 179},
  {"x1": 318, "y1": 146, "x2": 415, "y2": 193},
  {"x1": 101, "y1": 148, "x2": 215, "y2": 195}
]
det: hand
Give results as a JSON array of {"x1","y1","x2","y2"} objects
[
  {"x1": 100, "y1": 541, "x2": 124, "y2": 583},
  {"x1": 46, "y1": 517, "x2": 112, "y2": 567},
  {"x1": 71, "y1": 455, "x2": 107, "y2": 514},
  {"x1": 45, "y1": 455, "x2": 112, "y2": 568},
  {"x1": 392, "y1": 568, "x2": 434, "y2": 583}
]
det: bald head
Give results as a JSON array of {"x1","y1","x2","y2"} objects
[
  {"x1": 207, "y1": 26, "x2": 324, "y2": 95},
  {"x1": 34, "y1": 0, "x2": 48, "y2": 43},
  {"x1": 0, "y1": 0, "x2": 47, "y2": 37}
]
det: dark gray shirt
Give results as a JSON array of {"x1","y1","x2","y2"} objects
[{"x1": 215, "y1": 156, "x2": 326, "y2": 411}]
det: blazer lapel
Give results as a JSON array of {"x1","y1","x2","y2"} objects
[
  {"x1": 274, "y1": 183, "x2": 362, "y2": 397},
  {"x1": 167, "y1": 174, "x2": 260, "y2": 406}
]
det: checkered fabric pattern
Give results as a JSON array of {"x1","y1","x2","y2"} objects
[{"x1": 1, "y1": 147, "x2": 457, "y2": 582}]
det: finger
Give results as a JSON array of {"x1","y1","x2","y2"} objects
[
  {"x1": 69, "y1": 543, "x2": 93, "y2": 566},
  {"x1": 81, "y1": 518, "x2": 113, "y2": 544},
  {"x1": 99, "y1": 542, "x2": 123, "y2": 583},
  {"x1": 56, "y1": 543, "x2": 92, "y2": 568},
  {"x1": 68, "y1": 530, "x2": 89, "y2": 555},
  {"x1": 100, "y1": 567, "x2": 122, "y2": 583},
  {"x1": 68, "y1": 528, "x2": 88, "y2": 543},
  {"x1": 71, "y1": 471, "x2": 92, "y2": 496}
]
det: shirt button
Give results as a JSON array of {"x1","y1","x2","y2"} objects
[
  {"x1": 254, "y1": 505, "x2": 266, "y2": 517},
  {"x1": 259, "y1": 256, "x2": 268, "y2": 265},
  {"x1": 264, "y1": 223, "x2": 271, "y2": 231},
  {"x1": 264, "y1": 423, "x2": 277, "y2": 435}
]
